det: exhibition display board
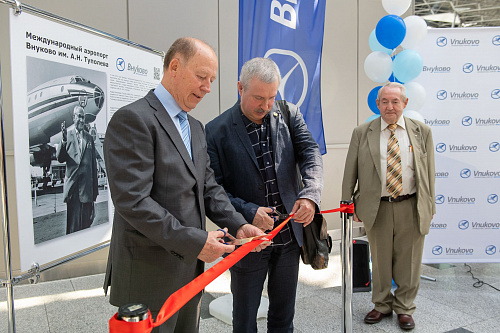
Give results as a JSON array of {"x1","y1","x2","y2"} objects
[{"x1": 1, "y1": 5, "x2": 163, "y2": 272}]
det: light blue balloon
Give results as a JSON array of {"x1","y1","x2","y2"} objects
[
  {"x1": 376, "y1": 15, "x2": 406, "y2": 49},
  {"x1": 393, "y1": 50, "x2": 423, "y2": 83},
  {"x1": 365, "y1": 114, "x2": 381, "y2": 123},
  {"x1": 369, "y1": 30, "x2": 392, "y2": 55}
]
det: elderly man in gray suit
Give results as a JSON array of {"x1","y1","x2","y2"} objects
[
  {"x1": 206, "y1": 57, "x2": 323, "y2": 333},
  {"x1": 57, "y1": 105, "x2": 98, "y2": 234},
  {"x1": 342, "y1": 82, "x2": 435, "y2": 330},
  {"x1": 103, "y1": 37, "x2": 267, "y2": 333}
]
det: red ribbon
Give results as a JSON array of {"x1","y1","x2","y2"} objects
[
  {"x1": 109, "y1": 215, "x2": 293, "y2": 332},
  {"x1": 109, "y1": 202, "x2": 355, "y2": 332},
  {"x1": 321, "y1": 202, "x2": 354, "y2": 215}
]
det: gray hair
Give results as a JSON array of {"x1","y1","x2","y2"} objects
[
  {"x1": 239, "y1": 57, "x2": 281, "y2": 89},
  {"x1": 377, "y1": 81, "x2": 407, "y2": 101}
]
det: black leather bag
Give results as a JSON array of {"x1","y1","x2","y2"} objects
[
  {"x1": 276, "y1": 100, "x2": 332, "y2": 269},
  {"x1": 300, "y1": 213, "x2": 332, "y2": 270}
]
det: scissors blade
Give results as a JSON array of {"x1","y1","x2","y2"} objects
[{"x1": 225, "y1": 234, "x2": 270, "y2": 246}]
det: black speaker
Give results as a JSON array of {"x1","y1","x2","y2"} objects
[{"x1": 352, "y1": 239, "x2": 371, "y2": 292}]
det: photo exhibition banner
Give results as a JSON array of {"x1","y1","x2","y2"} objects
[
  {"x1": 7, "y1": 8, "x2": 163, "y2": 271},
  {"x1": 415, "y1": 27, "x2": 500, "y2": 263},
  {"x1": 238, "y1": 0, "x2": 327, "y2": 154}
]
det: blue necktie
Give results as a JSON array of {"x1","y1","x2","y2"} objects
[{"x1": 177, "y1": 111, "x2": 192, "y2": 159}]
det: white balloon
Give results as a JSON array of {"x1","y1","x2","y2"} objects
[
  {"x1": 401, "y1": 16, "x2": 428, "y2": 49},
  {"x1": 364, "y1": 51, "x2": 393, "y2": 83},
  {"x1": 404, "y1": 82, "x2": 426, "y2": 111},
  {"x1": 403, "y1": 110, "x2": 425, "y2": 124},
  {"x1": 382, "y1": 0, "x2": 411, "y2": 16}
]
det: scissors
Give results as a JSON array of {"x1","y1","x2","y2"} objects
[
  {"x1": 217, "y1": 229, "x2": 270, "y2": 245},
  {"x1": 267, "y1": 207, "x2": 290, "y2": 221}
]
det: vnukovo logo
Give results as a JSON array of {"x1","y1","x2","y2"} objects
[
  {"x1": 431, "y1": 245, "x2": 474, "y2": 256},
  {"x1": 464, "y1": 62, "x2": 500, "y2": 73},
  {"x1": 425, "y1": 118, "x2": 450, "y2": 126},
  {"x1": 128, "y1": 63, "x2": 148, "y2": 76},
  {"x1": 430, "y1": 221, "x2": 447, "y2": 230},
  {"x1": 423, "y1": 65, "x2": 451, "y2": 74},
  {"x1": 435, "y1": 194, "x2": 475, "y2": 205},
  {"x1": 460, "y1": 168, "x2": 500, "y2": 179},
  {"x1": 435, "y1": 90, "x2": 479, "y2": 101},
  {"x1": 450, "y1": 37, "x2": 480, "y2": 46},
  {"x1": 463, "y1": 115, "x2": 500, "y2": 126},
  {"x1": 459, "y1": 219, "x2": 500, "y2": 230},
  {"x1": 436, "y1": 142, "x2": 477, "y2": 153},
  {"x1": 435, "y1": 170, "x2": 449, "y2": 179}
]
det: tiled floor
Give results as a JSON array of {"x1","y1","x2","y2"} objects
[{"x1": 1, "y1": 240, "x2": 499, "y2": 332}]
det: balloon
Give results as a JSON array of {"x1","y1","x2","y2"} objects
[
  {"x1": 403, "y1": 110, "x2": 425, "y2": 124},
  {"x1": 369, "y1": 29, "x2": 392, "y2": 55},
  {"x1": 401, "y1": 16, "x2": 428, "y2": 49},
  {"x1": 392, "y1": 50, "x2": 423, "y2": 83},
  {"x1": 382, "y1": 0, "x2": 411, "y2": 16},
  {"x1": 366, "y1": 114, "x2": 381, "y2": 123},
  {"x1": 364, "y1": 51, "x2": 392, "y2": 83},
  {"x1": 367, "y1": 86, "x2": 382, "y2": 114},
  {"x1": 404, "y1": 82, "x2": 426, "y2": 111},
  {"x1": 376, "y1": 15, "x2": 406, "y2": 49},
  {"x1": 389, "y1": 73, "x2": 403, "y2": 83}
]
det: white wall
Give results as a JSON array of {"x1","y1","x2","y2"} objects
[{"x1": 0, "y1": 0, "x2": 399, "y2": 280}]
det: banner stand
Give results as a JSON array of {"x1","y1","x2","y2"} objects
[
  {"x1": 1, "y1": 84, "x2": 16, "y2": 333},
  {"x1": 0, "y1": 1, "x2": 165, "y2": 332}
]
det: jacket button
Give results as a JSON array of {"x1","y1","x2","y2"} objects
[{"x1": 258, "y1": 185, "x2": 263, "y2": 190}]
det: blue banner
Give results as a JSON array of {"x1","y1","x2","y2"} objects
[{"x1": 238, "y1": 0, "x2": 327, "y2": 154}]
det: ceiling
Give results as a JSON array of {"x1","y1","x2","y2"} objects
[{"x1": 414, "y1": 0, "x2": 500, "y2": 28}]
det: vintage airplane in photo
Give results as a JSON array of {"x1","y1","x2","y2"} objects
[{"x1": 28, "y1": 75, "x2": 105, "y2": 174}]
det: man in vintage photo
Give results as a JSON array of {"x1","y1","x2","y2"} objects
[{"x1": 56, "y1": 105, "x2": 99, "y2": 234}]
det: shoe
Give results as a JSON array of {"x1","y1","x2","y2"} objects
[
  {"x1": 397, "y1": 314, "x2": 415, "y2": 330},
  {"x1": 364, "y1": 309, "x2": 392, "y2": 324}
]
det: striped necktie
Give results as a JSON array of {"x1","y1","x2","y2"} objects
[
  {"x1": 177, "y1": 111, "x2": 192, "y2": 159},
  {"x1": 386, "y1": 123, "x2": 402, "y2": 199}
]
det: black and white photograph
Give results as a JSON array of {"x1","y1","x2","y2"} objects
[{"x1": 27, "y1": 57, "x2": 109, "y2": 244}]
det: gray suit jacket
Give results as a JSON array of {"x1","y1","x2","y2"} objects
[
  {"x1": 103, "y1": 90, "x2": 246, "y2": 311},
  {"x1": 205, "y1": 100, "x2": 323, "y2": 246},
  {"x1": 341, "y1": 116, "x2": 436, "y2": 235},
  {"x1": 56, "y1": 128, "x2": 98, "y2": 203}
]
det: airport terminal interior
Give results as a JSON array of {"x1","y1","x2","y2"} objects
[{"x1": 2, "y1": 0, "x2": 500, "y2": 332}]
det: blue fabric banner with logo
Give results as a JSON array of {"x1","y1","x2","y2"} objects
[{"x1": 238, "y1": 0, "x2": 327, "y2": 154}]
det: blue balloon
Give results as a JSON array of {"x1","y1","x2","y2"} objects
[
  {"x1": 393, "y1": 49, "x2": 423, "y2": 83},
  {"x1": 367, "y1": 86, "x2": 382, "y2": 114},
  {"x1": 369, "y1": 30, "x2": 392, "y2": 55},
  {"x1": 365, "y1": 114, "x2": 381, "y2": 123},
  {"x1": 388, "y1": 73, "x2": 403, "y2": 83},
  {"x1": 376, "y1": 15, "x2": 406, "y2": 49}
]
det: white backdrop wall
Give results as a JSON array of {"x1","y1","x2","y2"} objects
[
  {"x1": 415, "y1": 27, "x2": 500, "y2": 263},
  {"x1": 0, "y1": 0, "x2": 393, "y2": 280}
]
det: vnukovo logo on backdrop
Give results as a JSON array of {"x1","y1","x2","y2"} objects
[
  {"x1": 436, "y1": 36, "x2": 480, "y2": 47},
  {"x1": 458, "y1": 219, "x2": 500, "y2": 231},
  {"x1": 431, "y1": 245, "x2": 474, "y2": 256},
  {"x1": 435, "y1": 142, "x2": 478, "y2": 153},
  {"x1": 436, "y1": 89, "x2": 479, "y2": 101},
  {"x1": 462, "y1": 115, "x2": 500, "y2": 127},
  {"x1": 462, "y1": 62, "x2": 500, "y2": 74},
  {"x1": 435, "y1": 194, "x2": 475, "y2": 205},
  {"x1": 423, "y1": 64, "x2": 451, "y2": 74},
  {"x1": 435, "y1": 193, "x2": 498, "y2": 205},
  {"x1": 425, "y1": 118, "x2": 450, "y2": 127},
  {"x1": 460, "y1": 168, "x2": 500, "y2": 179}
]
